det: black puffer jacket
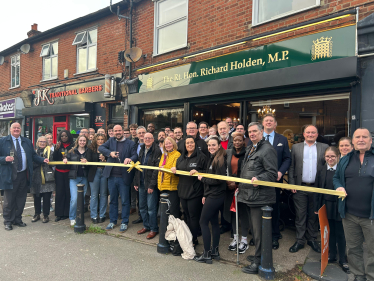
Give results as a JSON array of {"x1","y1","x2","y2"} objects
[
  {"x1": 66, "y1": 147, "x2": 89, "y2": 179},
  {"x1": 176, "y1": 147, "x2": 207, "y2": 200},
  {"x1": 134, "y1": 142, "x2": 162, "y2": 190},
  {"x1": 201, "y1": 154, "x2": 227, "y2": 198},
  {"x1": 178, "y1": 136, "x2": 209, "y2": 157},
  {"x1": 53, "y1": 143, "x2": 74, "y2": 171},
  {"x1": 238, "y1": 138, "x2": 278, "y2": 207},
  {"x1": 86, "y1": 148, "x2": 108, "y2": 182}
]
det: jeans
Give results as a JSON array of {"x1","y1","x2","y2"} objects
[
  {"x1": 108, "y1": 177, "x2": 130, "y2": 225},
  {"x1": 138, "y1": 183, "x2": 159, "y2": 232},
  {"x1": 69, "y1": 177, "x2": 88, "y2": 220},
  {"x1": 89, "y1": 168, "x2": 108, "y2": 219}
]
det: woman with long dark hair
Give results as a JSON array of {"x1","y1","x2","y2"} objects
[
  {"x1": 314, "y1": 147, "x2": 350, "y2": 273},
  {"x1": 63, "y1": 135, "x2": 89, "y2": 226},
  {"x1": 53, "y1": 130, "x2": 74, "y2": 222},
  {"x1": 223, "y1": 133, "x2": 250, "y2": 254},
  {"x1": 30, "y1": 136, "x2": 55, "y2": 223},
  {"x1": 338, "y1": 137, "x2": 353, "y2": 158},
  {"x1": 192, "y1": 136, "x2": 227, "y2": 264},
  {"x1": 87, "y1": 133, "x2": 108, "y2": 223},
  {"x1": 172, "y1": 135, "x2": 207, "y2": 246}
]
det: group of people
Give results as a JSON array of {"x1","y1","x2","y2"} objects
[{"x1": 0, "y1": 115, "x2": 373, "y2": 280}]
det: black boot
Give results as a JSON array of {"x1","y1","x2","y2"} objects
[
  {"x1": 194, "y1": 250, "x2": 212, "y2": 264},
  {"x1": 211, "y1": 246, "x2": 220, "y2": 260}
]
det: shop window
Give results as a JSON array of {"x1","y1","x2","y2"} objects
[
  {"x1": 248, "y1": 94, "x2": 349, "y2": 148},
  {"x1": 111, "y1": 105, "x2": 124, "y2": 119},
  {"x1": 40, "y1": 41, "x2": 58, "y2": 80},
  {"x1": 154, "y1": 0, "x2": 188, "y2": 55},
  {"x1": 192, "y1": 103, "x2": 240, "y2": 127},
  {"x1": 10, "y1": 54, "x2": 20, "y2": 88},
  {"x1": 72, "y1": 28, "x2": 97, "y2": 73},
  {"x1": 70, "y1": 114, "x2": 90, "y2": 135},
  {"x1": 141, "y1": 108, "x2": 184, "y2": 131},
  {"x1": 34, "y1": 117, "x2": 54, "y2": 143},
  {"x1": 252, "y1": 0, "x2": 320, "y2": 26}
]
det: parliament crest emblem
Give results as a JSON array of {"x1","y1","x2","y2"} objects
[{"x1": 311, "y1": 36, "x2": 333, "y2": 61}]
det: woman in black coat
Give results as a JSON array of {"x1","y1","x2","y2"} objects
[
  {"x1": 53, "y1": 130, "x2": 74, "y2": 222},
  {"x1": 314, "y1": 146, "x2": 349, "y2": 273},
  {"x1": 172, "y1": 135, "x2": 207, "y2": 246},
  {"x1": 86, "y1": 133, "x2": 108, "y2": 224},
  {"x1": 223, "y1": 133, "x2": 250, "y2": 254}
]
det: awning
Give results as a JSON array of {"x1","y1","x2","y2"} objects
[{"x1": 22, "y1": 102, "x2": 93, "y2": 116}]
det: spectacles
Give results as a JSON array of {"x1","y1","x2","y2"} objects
[
  {"x1": 39, "y1": 141, "x2": 47, "y2": 143},
  {"x1": 187, "y1": 127, "x2": 197, "y2": 130},
  {"x1": 199, "y1": 126, "x2": 207, "y2": 129},
  {"x1": 144, "y1": 137, "x2": 153, "y2": 140},
  {"x1": 325, "y1": 156, "x2": 337, "y2": 159}
]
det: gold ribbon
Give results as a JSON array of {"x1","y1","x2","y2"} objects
[
  {"x1": 41, "y1": 146, "x2": 51, "y2": 185},
  {"x1": 48, "y1": 161, "x2": 346, "y2": 199}
]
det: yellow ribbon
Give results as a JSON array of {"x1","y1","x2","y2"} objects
[{"x1": 48, "y1": 161, "x2": 346, "y2": 199}]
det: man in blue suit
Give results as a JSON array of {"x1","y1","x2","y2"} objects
[
  {"x1": 0, "y1": 122, "x2": 48, "y2": 231},
  {"x1": 262, "y1": 114, "x2": 291, "y2": 249},
  {"x1": 99, "y1": 125, "x2": 138, "y2": 232}
]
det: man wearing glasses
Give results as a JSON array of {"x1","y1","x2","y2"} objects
[
  {"x1": 0, "y1": 122, "x2": 49, "y2": 231},
  {"x1": 177, "y1": 121, "x2": 209, "y2": 157},
  {"x1": 198, "y1": 122, "x2": 209, "y2": 140}
]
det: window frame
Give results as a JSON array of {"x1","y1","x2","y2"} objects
[
  {"x1": 10, "y1": 54, "x2": 20, "y2": 89},
  {"x1": 153, "y1": 0, "x2": 189, "y2": 56},
  {"x1": 74, "y1": 27, "x2": 98, "y2": 74},
  {"x1": 252, "y1": 0, "x2": 320, "y2": 27},
  {"x1": 41, "y1": 41, "x2": 58, "y2": 81}
]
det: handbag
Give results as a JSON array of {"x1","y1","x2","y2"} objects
[{"x1": 41, "y1": 146, "x2": 55, "y2": 184}]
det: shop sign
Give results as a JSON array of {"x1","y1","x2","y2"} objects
[
  {"x1": 33, "y1": 85, "x2": 103, "y2": 106},
  {"x1": 139, "y1": 25, "x2": 355, "y2": 93},
  {"x1": 0, "y1": 98, "x2": 16, "y2": 119}
]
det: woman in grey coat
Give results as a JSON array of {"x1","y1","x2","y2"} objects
[{"x1": 31, "y1": 136, "x2": 55, "y2": 223}]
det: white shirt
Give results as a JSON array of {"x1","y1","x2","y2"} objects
[
  {"x1": 302, "y1": 141, "x2": 317, "y2": 183},
  {"x1": 327, "y1": 164, "x2": 337, "y2": 171},
  {"x1": 11, "y1": 135, "x2": 26, "y2": 172}
]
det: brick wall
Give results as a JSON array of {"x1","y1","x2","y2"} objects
[{"x1": 133, "y1": 0, "x2": 374, "y2": 75}]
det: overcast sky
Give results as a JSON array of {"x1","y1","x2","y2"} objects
[{"x1": 0, "y1": 0, "x2": 122, "y2": 51}]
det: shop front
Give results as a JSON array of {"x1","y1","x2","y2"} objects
[
  {"x1": 129, "y1": 25, "x2": 358, "y2": 140},
  {"x1": 22, "y1": 77, "x2": 119, "y2": 144},
  {"x1": 0, "y1": 97, "x2": 25, "y2": 138}
]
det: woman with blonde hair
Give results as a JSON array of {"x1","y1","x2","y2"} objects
[
  {"x1": 45, "y1": 133, "x2": 55, "y2": 152},
  {"x1": 30, "y1": 136, "x2": 55, "y2": 223},
  {"x1": 158, "y1": 136, "x2": 181, "y2": 218},
  {"x1": 63, "y1": 135, "x2": 89, "y2": 226}
]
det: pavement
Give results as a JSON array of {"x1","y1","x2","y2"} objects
[{"x1": 0, "y1": 195, "x2": 355, "y2": 280}]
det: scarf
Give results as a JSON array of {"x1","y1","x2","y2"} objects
[{"x1": 232, "y1": 146, "x2": 246, "y2": 177}]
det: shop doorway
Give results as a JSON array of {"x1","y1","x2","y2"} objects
[{"x1": 192, "y1": 102, "x2": 241, "y2": 126}]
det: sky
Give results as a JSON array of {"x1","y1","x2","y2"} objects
[{"x1": 0, "y1": 0, "x2": 122, "y2": 52}]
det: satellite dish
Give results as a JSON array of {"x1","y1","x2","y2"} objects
[
  {"x1": 20, "y1": 44, "x2": 31, "y2": 54},
  {"x1": 0, "y1": 56, "x2": 5, "y2": 65},
  {"x1": 124, "y1": 47, "x2": 142, "y2": 63}
]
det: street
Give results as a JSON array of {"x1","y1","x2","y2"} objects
[{"x1": 0, "y1": 215, "x2": 260, "y2": 281}]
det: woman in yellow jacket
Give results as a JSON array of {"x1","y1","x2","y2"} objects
[{"x1": 158, "y1": 136, "x2": 181, "y2": 218}]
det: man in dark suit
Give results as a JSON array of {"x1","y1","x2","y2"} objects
[
  {"x1": 0, "y1": 122, "x2": 48, "y2": 231},
  {"x1": 99, "y1": 125, "x2": 138, "y2": 232},
  {"x1": 262, "y1": 114, "x2": 291, "y2": 250},
  {"x1": 288, "y1": 124, "x2": 328, "y2": 253}
]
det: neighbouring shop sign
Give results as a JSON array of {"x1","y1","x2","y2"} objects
[
  {"x1": 138, "y1": 25, "x2": 356, "y2": 93},
  {"x1": 0, "y1": 98, "x2": 16, "y2": 119},
  {"x1": 31, "y1": 79, "x2": 112, "y2": 107}
]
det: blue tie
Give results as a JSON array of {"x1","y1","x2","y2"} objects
[
  {"x1": 266, "y1": 135, "x2": 270, "y2": 141},
  {"x1": 16, "y1": 138, "x2": 23, "y2": 171}
]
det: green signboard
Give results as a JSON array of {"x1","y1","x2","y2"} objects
[{"x1": 138, "y1": 25, "x2": 356, "y2": 93}]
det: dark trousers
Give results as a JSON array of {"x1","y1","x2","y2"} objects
[
  {"x1": 232, "y1": 202, "x2": 250, "y2": 236},
  {"x1": 34, "y1": 192, "x2": 52, "y2": 217},
  {"x1": 162, "y1": 190, "x2": 180, "y2": 219},
  {"x1": 219, "y1": 201, "x2": 231, "y2": 230},
  {"x1": 246, "y1": 205, "x2": 263, "y2": 264},
  {"x1": 272, "y1": 187, "x2": 281, "y2": 240},
  {"x1": 328, "y1": 219, "x2": 347, "y2": 263},
  {"x1": 343, "y1": 212, "x2": 374, "y2": 280},
  {"x1": 293, "y1": 190, "x2": 318, "y2": 245},
  {"x1": 54, "y1": 171, "x2": 70, "y2": 218},
  {"x1": 3, "y1": 170, "x2": 28, "y2": 225},
  {"x1": 84, "y1": 183, "x2": 91, "y2": 209},
  {"x1": 200, "y1": 196, "x2": 224, "y2": 251},
  {"x1": 180, "y1": 196, "x2": 203, "y2": 241}
]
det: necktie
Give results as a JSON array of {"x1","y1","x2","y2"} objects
[
  {"x1": 248, "y1": 146, "x2": 255, "y2": 159},
  {"x1": 266, "y1": 135, "x2": 270, "y2": 141},
  {"x1": 329, "y1": 168, "x2": 334, "y2": 171},
  {"x1": 16, "y1": 138, "x2": 23, "y2": 171}
]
